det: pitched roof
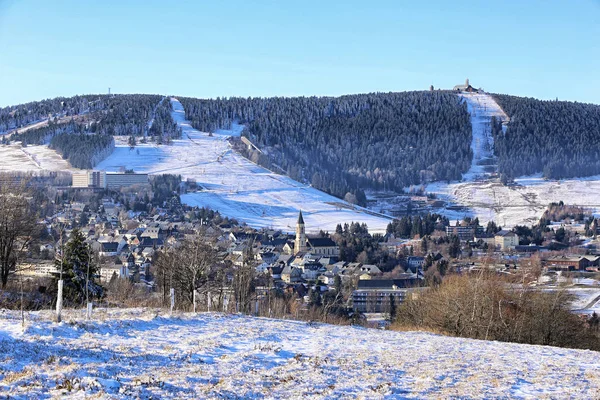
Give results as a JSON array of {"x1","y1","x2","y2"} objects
[
  {"x1": 101, "y1": 242, "x2": 119, "y2": 252},
  {"x1": 307, "y1": 237, "x2": 336, "y2": 248},
  {"x1": 496, "y1": 230, "x2": 517, "y2": 237},
  {"x1": 297, "y1": 211, "x2": 304, "y2": 225}
]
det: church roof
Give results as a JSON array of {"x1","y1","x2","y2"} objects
[
  {"x1": 307, "y1": 237, "x2": 336, "y2": 248},
  {"x1": 297, "y1": 211, "x2": 304, "y2": 225}
]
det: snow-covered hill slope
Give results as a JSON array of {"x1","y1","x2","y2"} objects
[
  {"x1": 0, "y1": 309, "x2": 598, "y2": 399},
  {"x1": 427, "y1": 93, "x2": 600, "y2": 227},
  {"x1": 96, "y1": 98, "x2": 391, "y2": 233},
  {"x1": 0, "y1": 143, "x2": 78, "y2": 172}
]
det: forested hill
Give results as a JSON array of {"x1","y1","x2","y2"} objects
[
  {"x1": 1, "y1": 94, "x2": 180, "y2": 169},
  {"x1": 492, "y1": 94, "x2": 600, "y2": 179},
  {"x1": 1, "y1": 94, "x2": 164, "y2": 136},
  {"x1": 179, "y1": 92, "x2": 472, "y2": 201}
]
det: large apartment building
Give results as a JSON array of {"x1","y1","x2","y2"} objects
[{"x1": 72, "y1": 171, "x2": 148, "y2": 189}]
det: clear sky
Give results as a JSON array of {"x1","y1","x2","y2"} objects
[{"x1": 1, "y1": 0, "x2": 599, "y2": 107}]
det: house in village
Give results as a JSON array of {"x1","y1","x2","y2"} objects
[
  {"x1": 544, "y1": 255, "x2": 600, "y2": 271},
  {"x1": 281, "y1": 265, "x2": 303, "y2": 283},
  {"x1": 474, "y1": 232, "x2": 496, "y2": 247},
  {"x1": 495, "y1": 230, "x2": 519, "y2": 251},
  {"x1": 100, "y1": 258, "x2": 129, "y2": 282}
]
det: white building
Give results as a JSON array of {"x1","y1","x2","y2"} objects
[
  {"x1": 71, "y1": 171, "x2": 148, "y2": 189},
  {"x1": 495, "y1": 230, "x2": 519, "y2": 251}
]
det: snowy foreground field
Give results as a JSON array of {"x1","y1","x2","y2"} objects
[
  {"x1": 1, "y1": 309, "x2": 599, "y2": 399},
  {"x1": 96, "y1": 98, "x2": 391, "y2": 233},
  {"x1": 426, "y1": 93, "x2": 600, "y2": 227}
]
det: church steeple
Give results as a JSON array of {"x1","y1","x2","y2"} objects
[{"x1": 294, "y1": 211, "x2": 307, "y2": 253}]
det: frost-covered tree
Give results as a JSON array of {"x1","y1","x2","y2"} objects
[{"x1": 54, "y1": 228, "x2": 103, "y2": 304}]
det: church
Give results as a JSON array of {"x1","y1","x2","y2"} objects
[{"x1": 283, "y1": 211, "x2": 340, "y2": 256}]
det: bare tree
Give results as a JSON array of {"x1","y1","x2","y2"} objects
[
  {"x1": 0, "y1": 182, "x2": 38, "y2": 288},
  {"x1": 155, "y1": 237, "x2": 221, "y2": 310},
  {"x1": 232, "y1": 244, "x2": 256, "y2": 313},
  {"x1": 183, "y1": 239, "x2": 219, "y2": 312}
]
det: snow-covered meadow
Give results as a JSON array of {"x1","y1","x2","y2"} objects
[
  {"x1": 96, "y1": 98, "x2": 392, "y2": 233},
  {"x1": 1, "y1": 308, "x2": 599, "y2": 399},
  {"x1": 425, "y1": 93, "x2": 600, "y2": 227}
]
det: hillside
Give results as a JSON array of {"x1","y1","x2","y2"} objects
[
  {"x1": 1, "y1": 94, "x2": 177, "y2": 169},
  {"x1": 425, "y1": 93, "x2": 600, "y2": 227},
  {"x1": 96, "y1": 98, "x2": 391, "y2": 233},
  {"x1": 4, "y1": 90, "x2": 600, "y2": 229},
  {"x1": 0, "y1": 308, "x2": 598, "y2": 398},
  {"x1": 179, "y1": 91, "x2": 472, "y2": 201}
]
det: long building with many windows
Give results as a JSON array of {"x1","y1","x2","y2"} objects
[{"x1": 71, "y1": 171, "x2": 148, "y2": 189}]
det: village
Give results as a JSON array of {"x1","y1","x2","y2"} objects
[{"x1": 7, "y1": 172, "x2": 599, "y2": 323}]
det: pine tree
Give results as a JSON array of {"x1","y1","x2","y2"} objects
[
  {"x1": 448, "y1": 235, "x2": 461, "y2": 259},
  {"x1": 54, "y1": 228, "x2": 103, "y2": 304}
]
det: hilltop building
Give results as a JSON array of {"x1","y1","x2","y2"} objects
[{"x1": 453, "y1": 78, "x2": 479, "y2": 93}]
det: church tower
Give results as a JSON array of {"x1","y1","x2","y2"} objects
[{"x1": 294, "y1": 211, "x2": 307, "y2": 253}]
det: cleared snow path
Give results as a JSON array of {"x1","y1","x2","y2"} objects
[
  {"x1": 460, "y1": 93, "x2": 508, "y2": 181},
  {"x1": 96, "y1": 98, "x2": 391, "y2": 233},
  {"x1": 0, "y1": 309, "x2": 598, "y2": 399}
]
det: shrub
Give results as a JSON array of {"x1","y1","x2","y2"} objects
[{"x1": 395, "y1": 273, "x2": 600, "y2": 350}]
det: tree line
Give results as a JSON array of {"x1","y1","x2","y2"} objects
[
  {"x1": 492, "y1": 94, "x2": 600, "y2": 179},
  {"x1": 386, "y1": 213, "x2": 450, "y2": 238},
  {"x1": 179, "y1": 91, "x2": 472, "y2": 201}
]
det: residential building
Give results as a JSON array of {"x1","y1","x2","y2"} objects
[
  {"x1": 446, "y1": 225, "x2": 478, "y2": 241},
  {"x1": 494, "y1": 230, "x2": 519, "y2": 251},
  {"x1": 352, "y1": 278, "x2": 422, "y2": 313}
]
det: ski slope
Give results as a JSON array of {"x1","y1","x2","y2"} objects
[
  {"x1": 460, "y1": 92, "x2": 508, "y2": 181},
  {"x1": 96, "y1": 98, "x2": 391, "y2": 233},
  {"x1": 0, "y1": 308, "x2": 598, "y2": 399},
  {"x1": 0, "y1": 143, "x2": 77, "y2": 172},
  {"x1": 426, "y1": 93, "x2": 600, "y2": 227}
]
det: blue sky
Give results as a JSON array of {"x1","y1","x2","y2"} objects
[{"x1": 0, "y1": 0, "x2": 599, "y2": 107}]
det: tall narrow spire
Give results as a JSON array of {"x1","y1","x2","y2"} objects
[{"x1": 295, "y1": 211, "x2": 307, "y2": 254}]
